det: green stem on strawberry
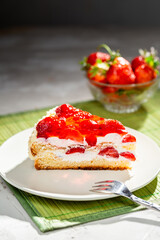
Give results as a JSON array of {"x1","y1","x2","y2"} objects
[
  {"x1": 98, "y1": 44, "x2": 113, "y2": 56},
  {"x1": 98, "y1": 44, "x2": 121, "y2": 61},
  {"x1": 139, "y1": 47, "x2": 160, "y2": 73},
  {"x1": 80, "y1": 57, "x2": 90, "y2": 70},
  {"x1": 89, "y1": 65, "x2": 107, "y2": 78}
]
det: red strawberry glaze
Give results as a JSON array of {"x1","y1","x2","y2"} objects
[
  {"x1": 36, "y1": 117, "x2": 66, "y2": 138},
  {"x1": 56, "y1": 104, "x2": 92, "y2": 119},
  {"x1": 56, "y1": 104, "x2": 77, "y2": 118},
  {"x1": 98, "y1": 146, "x2": 119, "y2": 158},
  {"x1": 85, "y1": 134, "x2": 97, "y2": 146},
  {"x1": 59, "y1": 128, "x2": 83, "y2": 143},
  {"x1": 122, "y1": 134, "x2": 136, "y2": 143},
  {"x1": 36, "y1": 104, "x2": 127, "y2": 145},
  {"x1": 79, "y1": 119, "x2": 99, "y2": 135},
  {"x1": 66, "y1": 145, "x2": 85, "y2": 154},
  {"x1": 98, "y1": 119, "x2": 126, "y2": 136},
  {"x1": 120, "y1": 152, "x2": 136, "y2": 161}
]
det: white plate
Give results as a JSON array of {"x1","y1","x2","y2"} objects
[{"x1": 0, "y1": 128, "x2": 160, "y2": 201}]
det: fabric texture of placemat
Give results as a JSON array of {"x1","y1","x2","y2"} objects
[{"x1": 1, "y1": 90, "x2": 160, "y2": 232}]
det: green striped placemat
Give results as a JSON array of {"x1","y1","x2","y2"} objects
[{"x1": 1, "y1": 90, "x2": 160, "y2": 232}]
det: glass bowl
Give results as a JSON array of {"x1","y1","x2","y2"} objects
[{"x1": 88, "y1": 77, "x2": 160, "y2": 113}]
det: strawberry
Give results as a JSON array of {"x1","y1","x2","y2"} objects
[
  {"x1": 87, "y1": 60, "x2": 111, "y2": 83},
  {"x1": 98, "y1": 45, "x2": 135, "y2": 84},
  {"x1": 72, "y1": 111, "x2": 92, "y2": 121},
  {"x1": 36, "y1": 117, "x2": 66, "y2": 138},
  {"x1": 59, "y1": 128, "x2": 84, "y2": 143},
  {"x1": 79, "y1": 119, "x2": 99, "y2": 135},
  {"x1": 98, "y1": 119, "x2": 126, "y2": 136},
  {"x1": 36, "y1": 117, "x2": 54, "y2": 138},
  {"x1": 132, "y1": 47, "x2": 160, "y2": 83},
  {"x1": 66, "y1": 145, "x2": 85, "y2": 154},
  {"x1": 80, "y1": 44, "x2": 120, "y2": 83},
  {"x1": 87, "y1": 52, "x2": 110, "y2": 65},
  {"x1": 131, "y1": 56, "x2": 145, "y2": 71},
  {"x1": 81, "y1": 45, "x2": 159, "y2": 86},
  {"x1": 56, "y1": 104, "x2": 75, "y2": 118},
  {"x1": 120, "y1": 152, "x2": 136, "y2": 161},
  {"x1": 122, "y1": 134, "x2": 136, "y2": 143},
  {"x1": 135, "y1": 64, "x2": 156, "y2": 83},
  {"x1": 102, "y1": 86, "x2": 117, "y2": 94},
  {"x1": 106, "y1": 57, "x2": 136, "y2": 84},
  {"x1": 85, "y1": 134, "x2": 97, "y2": 146},
  {"x1": 98, "y1": 146, "x2": 119, "y2": 158},
  {"x1": 87, "y1": 64, "x2": 107, "y2": 83}
]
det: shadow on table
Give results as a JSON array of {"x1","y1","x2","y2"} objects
[{"x1": 121, "y1": 216, "x2": 160, "y2": 227}]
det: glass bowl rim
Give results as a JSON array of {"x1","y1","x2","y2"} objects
[{"x1": 88, "y1": 76, "x2": 159, "y2": 88}]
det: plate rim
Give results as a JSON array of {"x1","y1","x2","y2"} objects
[{"x1": 0, "y1": 127, "x2": 160, "y2": 201}]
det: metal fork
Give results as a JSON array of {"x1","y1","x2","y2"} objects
[{"x1": 91, "y1": 180, "x2": 160, "y2": 212}]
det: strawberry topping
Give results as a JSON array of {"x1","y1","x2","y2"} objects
[
  {"x1": 56, "y1": 104, "x2": 77, "y2": 118},
  {"x1": 122, "y1": 134, "x2": 136, "y2": 143},
  {"x1": 36, "y1": 105, "x2": 130, "y2": 146},
  {"x1": 36, "y1": 117, "x2": 66, "y2": 138},
  {"x1": 85, "y1": 134, "x2": 97, "y2": 146},
  {"x1": 66, "y1": 145, "x2": 85, "y2": 154},
  {"x1": 79, "y1": 119, "x2": 99, "y2": 135},
  {"x1": 59, "y1": 128, "x2": 83, "y2": 143},
  {"x1": 98, "y1": 146, "x2": 119, "y2": 158},
  {"x1": 98, "y1": 119, "x2": 126, "y2": 136},
  {"x1": 120, "y1": 152, "x2": 136, "y2": 161}
]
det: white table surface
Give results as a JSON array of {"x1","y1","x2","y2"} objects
[{"x1": 1, "y1": 27, "x2": 160, "y2": 240}]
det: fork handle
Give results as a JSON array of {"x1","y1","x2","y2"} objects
[{"x1": 128, "y1": 194, "x2": 160, "y2": 212}]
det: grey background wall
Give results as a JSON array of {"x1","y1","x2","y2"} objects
[{"x1": 1, "y1": 0, "x2": 160, "y2": 27}]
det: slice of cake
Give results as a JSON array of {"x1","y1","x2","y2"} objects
[{"x1": 28, "y1": 104, "x2": 136, "y2": 170}]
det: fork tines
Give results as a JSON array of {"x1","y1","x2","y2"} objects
[
  {"x1": 92, "y1": 184, "x2": 111, "y2": 188},
  {"x1": 95, "y1": 180, "x2": 114, "y2": 184},
  {"x1": 91, "y1": 183, "x2": 113, "y2": 192}
]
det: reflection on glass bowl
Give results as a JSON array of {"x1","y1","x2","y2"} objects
[{"x1": 88, "y1": 77, "x2": 160, "y2": 113}]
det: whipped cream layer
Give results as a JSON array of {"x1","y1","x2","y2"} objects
[
  {"x1": 47, "y1": 148, "x2": 132, "y2": 164},
  {"x1": 37, "y1": 133, "x2": 123, "y2": 148},
  {"x1": 36, "y1": 133, "x2": 135, "y2": 151},
  {"x1": 34, "y1": 132, "x2": 136, "y2": 162}
]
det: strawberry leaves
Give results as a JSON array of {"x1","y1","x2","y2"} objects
[
  {"x1": 139, "y1": 47, "x2": 160, "y2": 72},
  {"x1": 80, "y1": 57, "x2": 90, "y2": 70},
  {"x1": 89, "y1": 61, "x2": 109, "y2": 77},
  {"x1": 89, "y1": 66, "x2": 100, "y2": 77}
]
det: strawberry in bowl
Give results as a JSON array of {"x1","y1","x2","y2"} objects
[
  {"x1": 80, "y1": 44, "x2": 160, "y2": 113},
  {"x1": 106, "y1": 56, "x2": 136, "y2": 85},
  {"x1": 132, "y1": 48, "x2": 159, "y2": 84}
]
